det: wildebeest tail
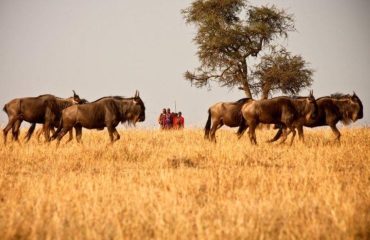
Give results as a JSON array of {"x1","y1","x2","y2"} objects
[
  {"x1": 236, "y1": 114, "x2": 248, "y2": 137},
  {"x1": 204, "y1": 109, "x2": 211, "y2": 139},
  {"x1": 3, "y1": 104, "x2": 8, "y2": 114}
]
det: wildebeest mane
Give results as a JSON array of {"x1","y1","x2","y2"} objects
[
  {"x1": 87, "y1": 97, "x2": 136, "y2": 124},
  {"x1": 79, "y1": 98, "x2": 89, "y2": 104},
  {"x1": 291, "y1": 96, "x2": 310, "y2": 99},
  {"x1": 315, "y1": 94, "x2": 347, "y2": 101},
  {"x1": 55, "y1": 99, "x2": 73, "y2": 110},
  {"x1": 91, "y1": 96, "x2": 127, "y2": 103},
  {"x1": 45, "y1": 98, "x2": 75, "y2": 122},
  {"x1": 266, "y1": 96, "x2": 315, "y2": 117},
  {"x1": 235, "y1": 98, "x2": 251, "y2": 104},
  {"x1": 316, "y1": 96, "x2": 331, "y2": 101},
  {"x1": 330, "y1": 93, "x2": 350, "y2": 99},
  {"x1": 37, "y1": 94, "x2": 55, "y2": 98}
]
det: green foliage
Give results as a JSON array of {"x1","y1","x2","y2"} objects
[
  {"x1": 251, "y1": 47, "x2": 314, "y2": 99},
  {"x1": 183, "y1": 0, "x2": 312, "y2": 98}
]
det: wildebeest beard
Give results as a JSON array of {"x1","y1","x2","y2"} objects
[
  {"x1": 321, "y1": 93, "x2": 363, "y2": 125},
  {"x1": 118, "y1": 100, "x2": 142, "y2": 125}
]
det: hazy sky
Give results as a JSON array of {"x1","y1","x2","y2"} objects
[{"x1": 1, "y1": 0, "x2": 369, "y2": 128}]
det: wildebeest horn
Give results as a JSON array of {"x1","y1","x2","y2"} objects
[
  {"x1": 352, "y1": 91, "x2": 357, "y2": 97},
  {"x1": 73, "y1": 90, "x2": 77, "y2": 97},
  {"x1": 309, "y1": 90, "x2": 313, "y2": 97},
  {"x1": 135, "y1": 90, "x2": 139, "y2": 98}
]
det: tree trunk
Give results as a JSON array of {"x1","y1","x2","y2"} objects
[
  {"x1": 240, "y1": 59, "x2": 253, "y2": 99},
  {"x1": 242, "y1": 82, "x2": 253, "y2": 98},
  {"x1": 261, "y1": 89, "x2": 269, "y2": 99},
  {"x1": 261, "y1": 83, "x2": 271, "y2": 99}
]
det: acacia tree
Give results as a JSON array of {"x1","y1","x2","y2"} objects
[
  {"x1": 182, "y1": 0, "x2": 297, "y2": 98},
  {"x1": 251, "y1": 47, "x2": 314, "y2": 99}
]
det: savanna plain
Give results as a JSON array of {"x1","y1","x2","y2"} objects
[{"x1": 0, "y1": 127, "x2": 369, "y2": 239}]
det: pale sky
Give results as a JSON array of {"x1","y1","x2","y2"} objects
[{"x1": 1, "y1": 0, "x2": 369, "y2": 128}]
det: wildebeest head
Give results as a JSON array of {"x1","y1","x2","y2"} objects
[
  {"x1": 348, "y1": 92, "x2": 363, "y2": 121},
  {"x1": 305, "y1": 90, "x2": 318, "y2": 121},
  {"x1": 128, "y1": 90, "x2": 145, "y2": 124}
]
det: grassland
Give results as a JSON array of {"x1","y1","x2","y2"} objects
[{"x1": 0, "y1": 127, "x2": 369, "y2": 239}]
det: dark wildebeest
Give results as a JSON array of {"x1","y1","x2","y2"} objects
[
  {"x1": 2, "y1": 91, "x2": 82, "y2": 144},
  {"x1": 240, "y1": 91, "x2": 318, "y2": 145},
  {"x1": 204, "y1": 98, "x2": 253, "y2": 142},
  {"x1": 52, "y1": 91, "x2": 145, "y2": 146},
  {"x1": 269, "y1": 92, "x2": 363, "y2": 142},
  {"x1": 29, "y1": 97, "x2": 89, "y2": 142}
]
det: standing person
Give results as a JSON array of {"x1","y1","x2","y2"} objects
[
  {"x1": 158, "y1": 108, "x2": 166, "y2": 129},
  {"x1": 177, "y1": 112, "x2": 184, "y2": 129},
  {"x1": 165, "y1": 108, "x2": 173, "y2": 129},
  {"x1": 172, "y1": 112, "x2": 179, "y2": 129}
]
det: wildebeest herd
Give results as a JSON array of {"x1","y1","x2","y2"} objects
[
  {"x1": 204, "y1": 91, "x2": 363, "y2": 144},
  {"x1": 2, "y1": 90, "x2": 364, "y2": 146},
  {"x1": 2, "y1": 91, "x2": 145, "y2": 145}
]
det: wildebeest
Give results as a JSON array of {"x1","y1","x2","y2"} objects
[
  {"x1": 204, "y1": 98, "x2": 252, "y2": 142},
  {"x1": 269, "y1": 92, "x2": 363, "y2": 142},
  {"x1": 240, "y1": 91, "x2": 318, "y2": 145},
  {"x1": 2, "y1": 91, "x2": 82, "y2": 144},
  {"x1": 52, "y1": 91, "x2": 145, "y2": 146},
  {"x1": 27, "y1": 97, "x2": 89, "y2": 143}
]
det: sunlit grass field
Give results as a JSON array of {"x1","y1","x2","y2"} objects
[{"x1": 0, "y1": 127, "x2": 369, "y2": 239}]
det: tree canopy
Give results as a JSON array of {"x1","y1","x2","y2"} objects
[
  {"x1": 183, "y1": 0, "x2": 312, "y2": 98},
  {"x1": 251, "y1": 47, "x2": 314, "y2": 99}
]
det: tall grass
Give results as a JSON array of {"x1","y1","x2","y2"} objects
[{"x1": 0, "y1": 128, "x2": 369, "y2": 239}]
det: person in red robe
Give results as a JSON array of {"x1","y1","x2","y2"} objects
[
  {"x1": 177, "y1": 112, "x2": 184, "y2": 129},
  {"x1": 158, "y1": 108, "x2": 166, "y2": 130}
]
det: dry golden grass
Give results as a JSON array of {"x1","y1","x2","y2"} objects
[{"x1": 0, "y1": 127, "x2": 369, "y2": 239}]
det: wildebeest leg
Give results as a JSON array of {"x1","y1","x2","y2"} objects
[
  {"x1": 267, "y1": 127, "x2": 284, "y2": 143},
  {"x1": 279, "y1": 128, "x2": 291, "y2": 144},
  {"x1": 35, "y1": 126, "x2": 54, "y2": 142},
  {"x1": 75, "y1": 126, "x2": 82, "y2": 143},
  {"x1": 297, "y1": 126, "x2": 304, "y2": 142},
  {"x1": 3, "y1": 117, "x2": 18, "y2": 144},
  {"x1": 51, "y1": 128, "x2": 56, "y2": 137},
  {"x1": 248, "y1": 123, "x2": 257, "y2": 145},
  {"x1": 204, "y1": 110, "x2": 212, "y2": 140},
  {"x1": 113, "y1": 129, "x2": 120, "y2": 141},
  {"x1": 35, "y1": 128, "x2": 43, "y2": 142},
  {"x1": 3, "y1": 126, "x2": 11, "y2": 144},
  {"x1": 330, "y1": 124, "x2": 341, "y2": 141},
  {"x1": 289, "y1": 128, "x2": 296, "y2": 145},
  {"x1": 209, "y1": 119, "x2": 222, "y2": 142},
  {"x1": 252, "y1": 127, "x2": 257, "y2": 144},
  {"x1": 43, "y1": 123, "x2": 51, "y2": 142},
  {"x1": 65, "y1": 129, "x2": 73, "y2": 143},
  {"x1": 107, "y1": 126, "x2": 116, "y2": 143},
  {"x1": 56, "y1": 128, "x2": 70, "y2": 147},
  {"x1": 25, "y1": 123, "x2": 36, "y2": 142},
  {"x1": 12, "y1": 120, "x2": 22, "y2": 142}
]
